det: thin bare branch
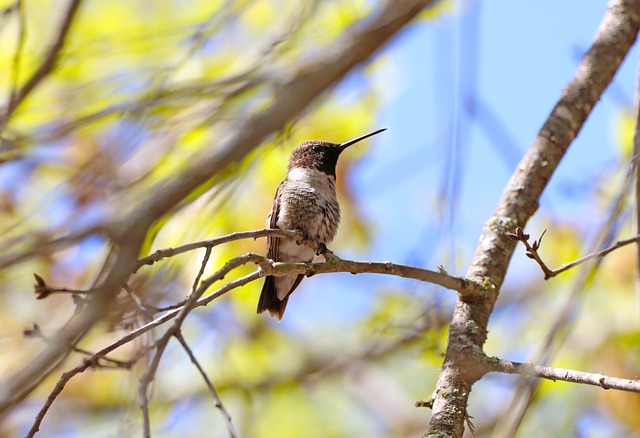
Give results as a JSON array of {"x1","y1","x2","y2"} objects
[
  {"x1": 190, "y1": 247, "x2": 212, "y2": 296},
  {"x1": 0, "y1": 225, "x2": 100, "y2": 269},
  {"x1": 486, "y1": 357, "x2": 640, "y2": 393},
  {"x1": 174, "y1": 332, "x2": 238, "y2": 438},
  {"x1": 136, "y1": 228, "x2": 476, "y2": 294},
  {"x1": 511, "y1": 227, "x2": 640, "y2": 279},
  {"x1": 32, "y1": 275, "x2": 92, "y2": 300},
  {"x1": 135, "y1": 228, "x2": 300, "y2": 270},
  {"x1": 71, "y1": 347, "x2": 134, "y2": 369}
]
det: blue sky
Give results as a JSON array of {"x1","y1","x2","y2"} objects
[{"x1": 284, "y1": 1, "x2": 636, "y2": 327}]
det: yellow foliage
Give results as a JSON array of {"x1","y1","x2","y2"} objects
[
  {"x1": 240, "y1": 1, "x2": 277, "y2": 30},
  {"x1": 613, "y1": 109, "x2": 635, "y2": 158}
]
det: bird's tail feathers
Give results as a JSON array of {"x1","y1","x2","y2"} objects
[{"x1": 257, "y1": 276, "x2": 289, "y2": 320}]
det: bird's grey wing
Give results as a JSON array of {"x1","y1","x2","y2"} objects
[{"x1": 266, "y1": 181, "x2": 284, "y2": 261}]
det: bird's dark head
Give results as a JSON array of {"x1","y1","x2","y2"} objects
[{"x1": 287, "y1": 128, "x2": 386, "y2": 177}]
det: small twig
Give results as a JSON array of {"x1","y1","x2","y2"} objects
[
  {"x1": 122, "y1": 283, "x2": 156, "y2": 320},
  {"x1": 507, "y1": 227, "x2": 553, "y2": 278},
  {"x1": 189, "y1": 247, "x2": 212, "y2": 297},
  {"x1": 32, "y1": 273, "x2": 92, "y2": 300},
  {"x1": 486, "y1": 356, "x2": 640, "y2": 393},
  {"x1": 23, "y1": 325, "x2": 131, "y2": 369},
  {"x1": 72, "y1": 347, "x2": 135, "y2": 369},
  {"x1": 174, "y1": 331, "x2": 238, "y2": 438},
  {"x1": 135, "y1": 228, "x2": 305, "y2": 271},
  {"x1": 508, "y1": 227, "x2": 640, "y2": 280}
]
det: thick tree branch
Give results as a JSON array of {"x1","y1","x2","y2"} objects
[
  {"x1": 108, "y1": 0, "x2": 438, "y2": 228},
  {"x1": 426, "y1": 1, "x2": 640, "y2": 436},
  {"x1": 495, "y1": 161, "x2": 634, "y2": 436}
]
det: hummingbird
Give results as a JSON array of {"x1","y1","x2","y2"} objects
[{"x1": 257, "y1": 128, "x2": 387, "y2": 320}]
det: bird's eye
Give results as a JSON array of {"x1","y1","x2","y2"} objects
[{"x1": 311, "y1": 146, "x2": 321, "y2": 152}]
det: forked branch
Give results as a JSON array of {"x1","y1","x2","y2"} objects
[{"x1": 509, "y1": 226, "x2": 640, "y2": 280}]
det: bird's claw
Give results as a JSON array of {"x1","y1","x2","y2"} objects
[
  {"x1": 316, "y1": 242, "x2": 327, "y2": 256},
  {"x1": 295, "y1": 230, "x2": 309, "y2": 246}
]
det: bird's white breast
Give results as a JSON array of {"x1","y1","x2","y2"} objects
[
  {"x1": 286, "y1": 167, "x2": 337, "y2": 196},
  {"x1": 276, "y1": 167, "x2": 341, "y2": 243}
]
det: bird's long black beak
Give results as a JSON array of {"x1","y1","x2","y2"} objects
[{"x1": 338, "y1": 128, "x2": 387, "y2": 151}]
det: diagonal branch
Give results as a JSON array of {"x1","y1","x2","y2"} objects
[
  {"x1": 8, "y1": 0, "x2": 26, "y2": 108},
  {"x1": 426, "y1": 1, "x2": 640, "y2": 436},
  {"x1": 2, "y1": 0, "x2": 83, "y2": 125},
  {"x1": 174, "y1": 332, "x2": 238, "y2": 438},
  {"x1": 495, "y1": 159, "x2": 634, "y2": 436}
]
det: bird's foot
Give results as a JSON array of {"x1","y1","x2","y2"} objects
[
  {"x1": 295, "y1": 230, "x2": 309, "y2": 246},
  {"x1": 316, "y1": 242, "x2": 327, "y2": 256}
]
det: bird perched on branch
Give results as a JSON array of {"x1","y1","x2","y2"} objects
[{"x1": 257, "y1": 128, "x2": 387, "y2": 320}]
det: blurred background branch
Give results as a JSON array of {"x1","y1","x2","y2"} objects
[
  {"x1": 2, "y1": 0, "x2": 640, "y2": 437},
  {"x1": 0, "y1": 0, "x2": 440, "y2": 434}
]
